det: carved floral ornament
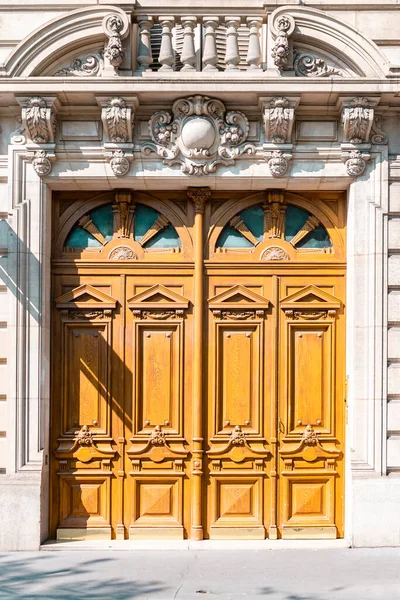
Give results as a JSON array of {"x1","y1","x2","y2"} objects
[
  {"x1": 142, "y1": 95, "x2": 255, "y2": 176},
  {"x1": 271, "y1": 15, "x2": 295, "y2": 72}
]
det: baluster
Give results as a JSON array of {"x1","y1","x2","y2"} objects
[
  {"x1": 224, "y1": 17, "x2": 241, "y2": 71},
  {"x1": 180, "y1": 16, "x2": 197, "y2": 71},
  {"x1": 158, "y1": 16, "x2": 175, "y2": 71},
  {"x1": 202, "y1": 17, "x2": 220, "y2": 71},
  {"x1": 136, "y1": 16, "x2": 154, "y2": 72},
  {"x1": 246, "y1": 17, "x2": 263, "y2": 69}
]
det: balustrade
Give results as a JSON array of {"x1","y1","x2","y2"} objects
[{"x1": 135, "y1": 14, "x2": 265, "y2": 73}]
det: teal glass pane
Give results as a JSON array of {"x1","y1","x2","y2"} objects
[
  {"x1": 145, "y1": 225, "x2": 182, "y2": 248},
  {"x1": 135, "y1": 204, "x2": 160, "y2": 241},
  {"x1": 240, "y1": 205, "x2": 264, "y2": 241},
  {"x1": 285, "y1": 206, "x2": 310, "y2": 242},
  {"x1": 64, "y1": 227, "x2": 102, "y2": 248},
  {"x1": 216, "y1": 226, "x2": 253, "y2": 248},
  {"x1": 90, "y1": 204, "x2": 114, "y2": 242},
  {"x1": 297, "y1": 225, "x2": 332, "y2": 248}
]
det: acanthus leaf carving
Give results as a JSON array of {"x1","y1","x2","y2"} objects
[
  {"x1": 54, "y1": 52, "x2": 104, "y2": 77},
  {"x1": 187, "y1": 187, "x2": 211, "y2": 213},
  {"x1": 103, "y1": 97, "x2": 133, "y2": 143},
  {"x1": 342, "y1": 97, "x2": 375, "y2": 144},
  {"x1": 263, "y1": 97, "x2": 295, "y2": 144},
  {"x1": 293, "y1": 50, "x2": 344, "y2": 78},
  {"x1": 142, "y1": 95, "x2": 255, "y2": 176},
  {"x1": 21, "y1": 96, "x2": 56, "y2": 144}
]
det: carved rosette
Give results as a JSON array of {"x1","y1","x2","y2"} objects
[
  {"x1": 21, "y1": 96, "x2": 56, "y2": 144},
  {"x1": 109, "y1": 149, "x2": 130, "y2": 176},
  {"x1": 32, "y1": 150, "x2": 52, "y2": 177},
  {"x1": 268, "y1": 150, "x2": 290, "y2": 177},
  {"x1": 142, "y1": 95, "x2": 255, "y2": 176},
  {"x1": 260, "y1": 246, "x2": 290, "y2": 261},
  {"x1": 108, "y1": 246, "x2": 137, "y2": 260},
  {"x1": 342, "y1": 149, "x2": 369, "y2": 177},
  {"x1": 270, "y1": 15, "x2": 295, "y2": 72}
]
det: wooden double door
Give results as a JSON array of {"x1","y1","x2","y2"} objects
[{"x1": 50, "y1": 190, "x2": 346, "y2": 540}]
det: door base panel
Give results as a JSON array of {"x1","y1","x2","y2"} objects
[
  {"x1": 210, "y1": 526, "x2": 266, "y2": 540},
  {"x1": 56, "y1": 527, "x2": 112, "y2": 541},
  {"x1": 129, "y1": 527, "x2": 184, "y2": 540},
  {"x1": 281, "y1": 526, "x2": 337, "y2": 540}
]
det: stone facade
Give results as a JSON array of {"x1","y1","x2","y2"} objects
[{"x1": 1, "y1": 0, "x2": 400, "y2": 549}]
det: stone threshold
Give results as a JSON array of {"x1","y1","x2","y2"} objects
[{"x1": 41, "y1": 539, "x2": 351, "y2": 551}]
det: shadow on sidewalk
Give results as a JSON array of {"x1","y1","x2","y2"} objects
[{"x1": 0, "y1": 554, "x2": 166, "y2": 599}]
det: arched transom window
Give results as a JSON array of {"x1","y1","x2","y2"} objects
[
  {"x1": 64, "y1": 198, "x2": 182, "y2": 253},
  {"x1": 216, "y1": 200, "x2": 332, "y2": 257}
]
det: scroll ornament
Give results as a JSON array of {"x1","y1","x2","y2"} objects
[
  {"x1": 271, "y1": 15, "x2": 295, "y2": 72},
  {"x1": 293, "y1": 51, "x2": 343, "y2": 78},
  {"x1": 103, "y1": 15, "x2": 125, "y2": 69},
  {"x1": 142, "y1": 95, "x2": 255, "y2": 176},
  {"x1": 54, "y1": 52, "x2": 104, "y2": 77}
]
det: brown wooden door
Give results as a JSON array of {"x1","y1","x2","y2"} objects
[{"x1": 50, "y1": 189, "x2": 345, "y2": 541}]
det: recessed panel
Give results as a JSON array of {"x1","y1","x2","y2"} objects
[
  {"x1": 59, "y1": 476, "x2": 110, "y2": 529},
  {"x1": 64, "y1": 325, "x2": 108, "y2": 433},
  {"x1": 137, "y1": 325, "x2": 180, "y2": 432},
  {"x1": 289, "y1": 325, "x2": 332, "y2": 432},
  {"x1": 217, "y1": 326, "x2": 260, "y2": 433}
]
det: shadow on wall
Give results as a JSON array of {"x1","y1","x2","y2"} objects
[
  {"x1": 0, "y1": 555, "x2": 166, "y2": 600},
  {"x1": 0, "y1": 216, "x2": 41, "y2": 323}
]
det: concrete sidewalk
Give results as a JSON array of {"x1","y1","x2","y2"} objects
[{"x1": 0, "y1": 547, "x2": 399, "y2": 600}]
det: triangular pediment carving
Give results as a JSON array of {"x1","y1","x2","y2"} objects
[
  {"x1": 127, "y1": 284, "x2": 190, "y2": 311},
  {"x1": 208, "y1": 285, "x2": 270, "y2": 310},
  {"x1": 55, "y1": 284, "x2": 117, "y2": 310},
  {"x1": 280, "y1": 285, "x2": 342, "y2": 311}
]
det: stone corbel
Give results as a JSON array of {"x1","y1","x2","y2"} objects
[
  {"x1": 259, "y1": 96, "x2": 299, "y2": 178},
  {"x1": 16, "y1": 95, "x2": 59, "y2": 177},
  {"x1": 338, "y1": 96, "x2": 380, "y2": 177},
  {"x1": 96, "y1": 95, "x2": 139, "y2": 177}
]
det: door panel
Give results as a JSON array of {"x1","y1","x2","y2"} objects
[{"x1": 51, "y1": 189, "x2": 346, "y2": 541}]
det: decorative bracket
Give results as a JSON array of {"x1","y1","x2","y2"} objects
[
  {"x1": 17, "y1": 95, "x2": 58, "y2": 177},
  {"x1": 260, "y1": 96, "x2": 299, "y2": 144}
]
